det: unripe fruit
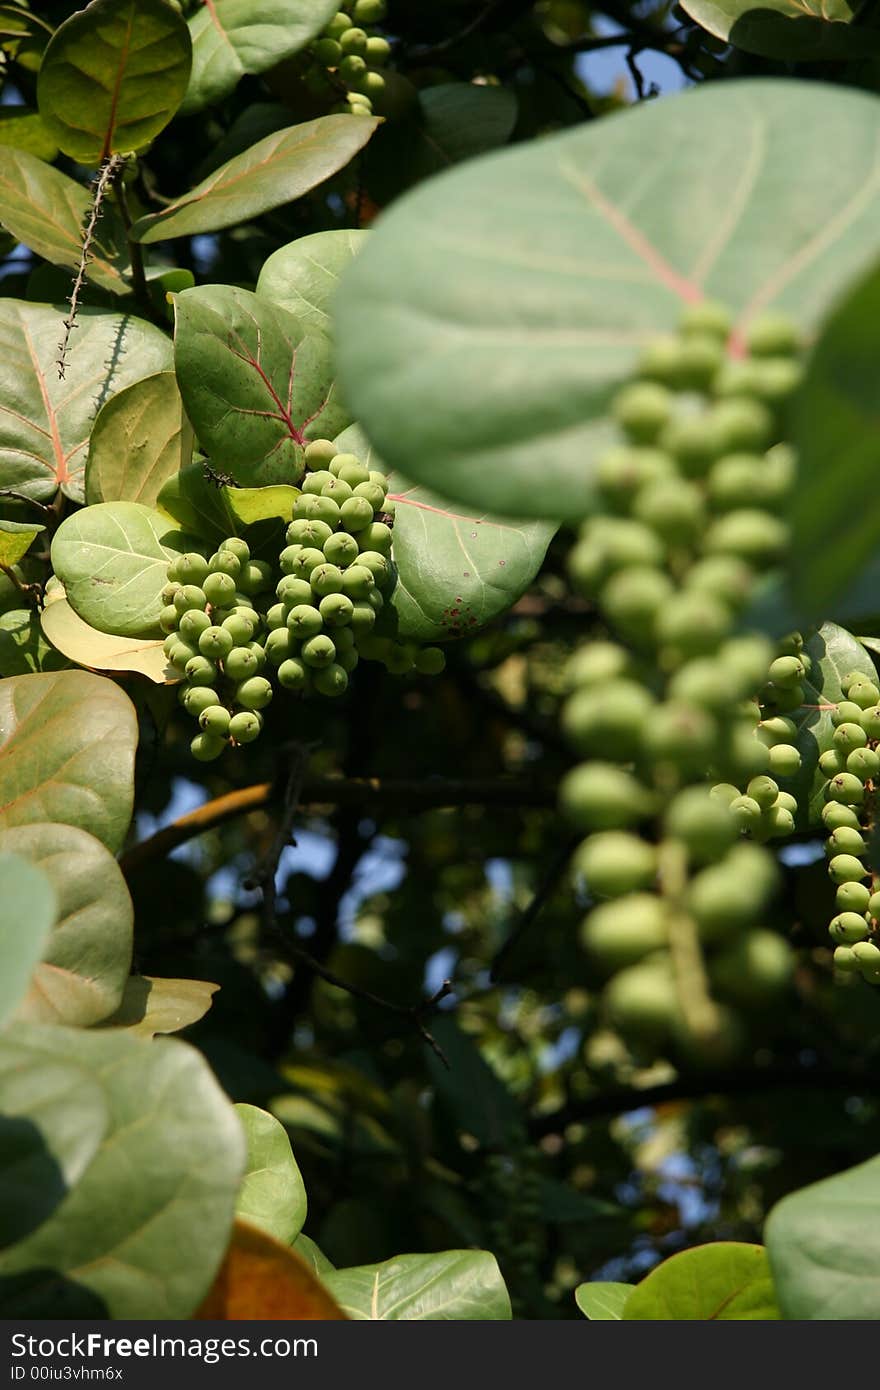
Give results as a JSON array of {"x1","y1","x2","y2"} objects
[
  {"x1": 286, "y1": 604, "x2": 323, "y2": 638},
  {"x1": 831, "y1": 700, "x2": 863, "y2": 726},
  {"x1": 339, "y1": 53, "x2": 367, "y2": 82},
  {"x1": 659, "y1": 414, "x2": 719, "y2": 475},
  {"x1": 828, "y1": 854, "x2": 868, "y2": 885},
  {"x1": 354, "y1": 0, "x2": 388, "y2": 22},
  {"x1": 236, "y1": 676, "x2": 273, "y2": 710},
  {"x1": 295, "y1": 495, "x2": 341, "y2": 528},
  {"x1": 228, "y1": 710, "x2": 262, "y2": 744},
  {"x1": 666, "y1": 658, "x2": 728, "y2": 710},
  {"x1": 676, "y1": 332, "x2": 724, "y2": 387},
  {"x1": 868, "y1": 891, "x2": 880, "y2": 919},
  {"x1": 185, "y1": 655, "x2": 218, "y2": 686},
  {"x1": 353, "y1": 481, "x2": 387, "y2": 512},
  {"x1": 707, "y1": 453, "x2": 766, "y2": 511},
  {"x1": 756, "y1": 715, "x2": 798, "y2": 747},
  {"x1": 761, "y1": 804, "x2": 795, "y2": 838},
  {"x1": 313, "y1": 36, "x2": 342, "y2": 64},
  {"x1": 559, "y1": 762, "x2": 653, "y2": 831},
  {"x1": 278, "y1": 657, "x2": 310, "y2": 691},
  {"x1": 852, "y1": 940, "x2": 880, "y2": 967},
  {"x1": 301, "y1": 634, "x2": 336, "y2": 668},
  {"x1": 775, "y1": 791, "x2": 798, "y2": 814},
  {"x1": 611, "y1": 381, "x2": 673, "y2": 443},
  {"x1": 565, "y1": 642, "x2": 629, "y2": 689},
  {"x1": 745, "y1": 311, "x2": 800, "y2": 358},
  {"x1": 665, "y1": 787, "x2": 737, "y2": 862},
  {"x1": 176, "y1": 552, "x2": 209, "y2": 586},
  {"x1": 340, "y1": 25, "x2": 368, "y2": 55},
  {"x1": 384, "y1": 646, "x2": 414, "y2": 675},
  {"x1": 822, "y1": 802, "x2": 862, "y2": 831},
  {"x1": 183, "y1": 685, "x2": 218, "y2": 717},
  {"x1": 720, "y1": 724, "x2": 770, "y2": 781},
  {"x1": 688, "y1": 846, "x2": 778, "y2": 942},
  {"x1": 264, "y1": 628, "x2": 292, "y2": 666},
  {"x1": 415, "y1": 646, "x2": 446, "y2": 676},
  {"x1": 358, "y1": 522, "x2": 393, "y2": 554},
  {"x1": 199, "y1": 705, "x2": 230, "y2": 737},
  {"x1": 574, "y1": 832, "x2": 657, "y2": 898},
  {"x1": 561, "y1": 679, "x2": 653, "y2": 759},
  {"x1": 826, "y1": 826, "x2": 867, "y2": 857},
  {"x1": 833, "y1": 945, "x2": 861, "y2": 973},
  {"x1": 356, "y1": 551, "x2": 392, "y2": 585},
  {"x1": 266, "y1": 604, "x2": 286, "y2": 631},
  {"x1": 729, "y1": 795, "x2": 762, "y2": 830},
  {"x1": 303, "y1": 438, "x2": 337, "y2": 467},
  {"x1": 310, "y1": 563, "x2": 345, "y2": 597},
  {"x1": 656, "y1": 590, "x2": 731, "y2": 657},
  {"x1": 222, "y1": 612, "x2": 257, "y2": 644},
  {"x1": 224, "y1": 646, "x2": 260, "y2": 682},
  {"x1": 685, "y1": 554, "x2": 753, "y2": 608},
  {"x1": 313, "y1": 663, "x2": 349, "y2": 697},
  {"x1": 703, "y1": 509, "x2": 788, "y2": 564},
  {"x1": 319, "y1": 593, "x2": 355, "y2": 627},
  {"x1": 860, "y1": 705, "x2": 880, "y2": 738},
  {"x1": 819, "y1": 748, "x2": 846, "y2": 778},
  {"x1": 161, "y1": 581, "x2": 181, "y2": 606},
  {"x1": 767, "y1": 742, "x2": 801, "y2": 777},
  {"x1": 341, "y1": 496, "x2": 376, "y2": 532},
  {"x1": 174, "y1": 584, "x2": 207, "y2": 614},
  {"x1": 287, "y1": 521, "x2": 333, "y2": 549},
  {"x1": 323, "y1": 532, "x2": 360, "y2": 567},
  {"x1": 719, "y1": 633, "x2": 774, "y2": 695},
  {"x1": 643, "y1": 701, "x2": 716, "y2": 770},
  {"x1": 605, "y1": 957, "x2": 679, "y2": 1041},
  {"x1": 301, "y1": 471, "x2": 334, "y2": 497},
  {"x1": 847, "y1": 679, "x2": 880, "y2": 710},
  {"x1": 337, "y1": 458, "x2": 372, "y2": 488},
  {"x1": 829, "y1": 912, "x2": 869, "y2": 944},
  {"x1": 217, "y1": 536, "x2": 248, "y2": 564},
  {"x1": 833, "y1": 721, "x2": 868, "y2": 752},
  {"x1": 709, "y1": 398, "x2": 773, "y2": 454},
  {"x1": 768, "y1": 654, "x2": 805, "y2": 687},
  {"x1": 177, "y1": 608, "x2": 210, "y2": 643},
  {"x1": 277, "y1": 575, "x2": 314, "y2": 607},
  {"x1": 203, "y1": 571, "x2": 236, "y2": 609},
  {"x1": 239, "y1": 560, "x2": 274, "y2": 595},
  {"x1": 350, "y1": 602, "x2": 376, "y2": 634},
  {"x1": 680, "y1": 298, "x2": 732, "y2": 339},
  {"x1": 191, "y1": 731, "x2": 225, "y2": 762},
  {"x1": 321, "y1": 476, "x2": 353, "y2": 504},
  {"x1": 163, "y1": 633, "x2": 179, "y2": 659},
  {"x1": 600, "y1": 566, "x2": 673, "y2": 641},
  {"x1": 342, "y1": 563, "x2": 376, "y2": 599},
  {"x1": 198, "y1": 625, "x2": 233, "y2": 660},
  {"x1": 836, "y1": 881, "x2": 871, "y2": 913},
  {"x1": 771, "y1": 683, "x2": 805, "y2": 713},
  {"x1": 580, "y1": 894, "x2": 668, "y2": 971},
  {"x1": 710, "y1": 929, "x2": 794, "y2": 1005},
  {"x1": 634, "y1": 476, "x2": 704, "y2": 544},
  {"x1": 568, "y1": 540, "x2": 603, "y2": 595},
  {"x1": 290, "y1": 547, "x2": 326, "y2": 579},
  {"x1": 826, "y1": 773, "x2": 866, "y2": 805},
  {"x1": 710, "y1": 783, "x2": 740, "y2": 807},
  {"x1": 169, "y1": 638, "x2": 199, "y2": 670},
  {"x1": 847, "y1": 747, "x2": 880, "y2": 779},
  {"x1": 337, "y1": 646, "x2": 360, "y2": 674}
]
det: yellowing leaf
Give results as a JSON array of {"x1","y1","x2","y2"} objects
[{"x1": 195, "y1": 1219, "x2": 347, "y2": 1320}]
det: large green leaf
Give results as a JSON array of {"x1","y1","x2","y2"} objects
[
  {"x1": 0, "y1": 609, "x2": 68, "y2": 678},
  {"x1": 156, "y1": 460, "x2": 237, "y2": 546},
  {"x1": 0, "y1": 149, "x2": 128, "y2": 294},
  {"x1": 0, "y1": 670, "x2": 137, "y2": 852},
  {"x1": 85, "y1": 371, "x2": 193, "y2": 507},
  {"x1": 0, "y1": 853, "x2": 54, "y2": 1029},
  {"x1": 183, "y1": 0, "x2": 338, "y2": 114},
  {"x1": 132, "y1": 115, "x2": 379, "y2": 244},
  {"x1": 623, "y1": 1243, "x2": 780, "y2": 1319},
  {"x1": 575, "y1": 1282, "x2": 633, "y2": 1319},
  {"x1": 325, "y1": 1251, "x2": 512, "y2": 1320},
  {"x1": 36, "y1": 0, "x2": 192, "y2": 165},
  {"x1": 766, "y1": 1153, "x2": 880, "y2": 1318},
  {"x1": 234, "y1": 1103, "x2": 307, "y2": 1246},
  {"x1": 788, "y1": 261, "x2": 880, "y2": 623},
  {"x1": 40, "y1": 592, "x2": 168, "y2": 683},
  {"x1": 0, "y1": 1025, "x2": 245, "y2": 1318},
  {"x1": 786, "y1": 623, "x2": 876, "y2": 829},
  {"x1": 0, "y1": 109, "x2": 57, "y2": 162},
  {"x1": 336, "y1": 79, "x2": 880, "y2": 521},
  {"x1": 257, "y1": 230, "x2": 368, "y2": 336},
  {"x1": 335, "y1": 425, "x2": 555, "y2": 643},
  {"x1": 0, "y1": 299, "x2": 173, "y2": 504},
  {"x1": 51, "y1": 501, "x2": 182, "y2": 639},
  {"x1": 3, "y1": 823, "x2": 132, "y2": 1028},
  {"x1": 680, "y1": 0, "x2": 874, "y2": 60},
  {"x1": 174, "y1": 285, "x2": 348, "y2": 486}
]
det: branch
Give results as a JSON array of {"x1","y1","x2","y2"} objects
[
  {"x1": 119, "y1": 775, "x2": 556, "y2": 874},
  {"x1": 0, "y1": 563, "x2": 44, "y2": 609},
  {"x1": 491, "y1": 833, "x2": 580, "y2": 982},
  {"x1": 58, "y1": 154, "x2": 125, "y2": 379},
  {"x1": 0, "y1": 489, "x2": 53, "y2": 516},
  {"x1": 529, "y1": 1063, "x2": 875, "y2": 1135}
]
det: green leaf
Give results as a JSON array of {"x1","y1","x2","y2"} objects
[
  {"x1": 174, "y1": 285, "x2": 349, "y2": 486},
  {"x1": 787, "y1": 622, "x2": 876, "y2": 828},
  {"x1": 0, "y1": 853, "x2": 55, "y2": 1029},
  {"x1": 51, "y1": 501, "x2": 182, "y2": 639},
  {"x1": 0, "y1": 109, "x2": 58, "y2": 162},
  {"x1": 0, "y1": 150, "x2": 128, "y2": 293},
  {"x1": 0, "y1": 518, "x2": 43, "y2": 567},
  {"x1": 367, "y1": 82, "x2": 518, "y2": 204},
  {"x1": 336, "y1": 79, "x2": 880, "y2": 521},
  {"x1": 0, "y1": 3, "x2": 51, "y2": 74},
  {"x1": 0, "y1": 609, "x2": 68, "y2": 678},
  {"x1": 623, "y1": 1243, "x2": 780, "y2": 1319},
  {"x1": 257, "y1": 229, "x2": 368, "y2": 336},
  {"x1": 0, "y1": 670, "x2": 137, "y2": 853},
  {"x1": 0, "y1": 1024, "x2": 245, "y2": 1318},
  {"x1": 86, "y1": 371, "x2": 193, "y2": 507},
  {"x1": 40, "y1": 592, "x2": 169, "y2": 683},
  {"x1": 36, "y1": 0, "x2": 193, "y2": 165},
  {"x1": 156, "y1": 460, "x2": 237, "y2": 546},
  {"x1": 335, "y1": 425, "x2": 555, "y2": 643},
  {"x1": 224, "y1": 484, "x2": 300, "y2": 526},
  {"x1": 132, "y1": 115, "x2": 379, "y2": 244},
  {"x1": 234, "y1": 1103, "x2": 307, "y2": 1246},
  {"x1": 766, "y1": 1153, "x2": 880, "y2": 1318},
  {"x1": 183, "y1": 0, "x2": 339, "y2": 114},
  {"x1": 680, "y1": 0, "x2": 874, "y2": 60},
  {"x1": 575, "y1": 1282, "x2": 633, "y2": 1319},
  {"x1": 325, "y1": 1250, "x2": 512, "y2": 1320},
  {"x1": 788, "y1": 261, "x2": 880, "y2": 623},
  {"x1": 0, "y1": 299, "x2": 173, "y2": 504},
  {"x1": 96, "y1": 975, "x2": 219, "y2": 1036},
  {"x1": 2, "y1": 823, "x2": 132, "y2": 1028},
  {"x1": 292, "y1": 1233, "x2": 335, "y2": 1277}
]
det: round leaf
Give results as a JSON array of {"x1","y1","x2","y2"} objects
[
  {"x1": 51, "y1": 501, "x2": 181, "y2": 639},
  {"x1": 257, "y1": 230, "x2": 368, "y2": 335},
  {"x1": 0, "y1": 852, "x2": 55, "y2": 1029},
  {"x1": 325, "y1": 1250, "x2": 512, "y2": 1320},
  {"x1": 36, "y1": 0, "x2": 193, "y2": 164},
  {"x1": 0, "y1": 299, "x2": 173, "y2": 504},
  {"x1": 86, "y1": 371, "x2": 194, "y2": 508},
  {"x1": 183, "y1": 0, "x2": 339, "y2": 114},
  {"x1": 623, "y1": 1243, "x2": 780, "y2": 1319},
  {"x1": 680, "y1": 0, "x2": 874, "y2": 60},
  {"x1": 0, "y1": 669, "x2": 137, "y2": 852},
  {"x1": 234, "y1": 1103, "x2": 307, "y2": 1245},
  {"x1": 575, "y1": 1282, "x2": 633, "y2": 1319},
  {"x1": 336, "y1": 79, "x2": 880, "y2": 520},
  {"x1": 0, "y1": 1025, "x2": 245, "y2": 1318},
  {"x1": 40, "y1": 593, "x2": 169, "y2": 683},
  {"x1": 3, "y1": 823, "x2": 133, "y2": 1028}
]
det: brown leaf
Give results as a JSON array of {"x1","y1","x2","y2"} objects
[{"x1": 195, "y1": 1219, "x2": 347, "y2": 1321}]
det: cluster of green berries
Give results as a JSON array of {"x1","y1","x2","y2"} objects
[
  {"x1": 813, "y1": 668, "x2": 880, "y2": 986},
  {"x1": 559, "y1": 305, "x2": 802, "y2": 1058},
  {"x1": 159, "y1": 441, "x2": 445, "y2": 761},
  {"x1": 306, "y1": 3, "x2": 390, "y2": 117}
]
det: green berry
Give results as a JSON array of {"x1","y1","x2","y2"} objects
[
  {"x1": 826, "y1": 773, "x2": 866, "y2": 806},
  {"x1": 832, "y1": 700, "x2": 864, "y2": 726},
  {"x1": 729, "y1": 795, "x2": 762, "y2": 831},
  {"x1": 358, "y1": 521, "x2": 393, "y2": 554},
  {"x1": 869, "y1": 891, "x2": 880, "y2": 919},
  {"x1": 356, "y1": 551, "x2": 391, "y2": 585},
  {"x1": 596, "y1": 446, "x2": 674, "y2": 505},
  {"x1": 383, "y1": 645, "x2": 414, "y2": 676},
  {"x1": 818, "y1": 749, "x2": 846, "y2": 778},
  {"x1": 288, "y1": 548, "x2": 326, "y2": 580},
  {"x1": 319, "y1": 593, "x2": 354, "y2": 627},
  {"x1": 709, "y1": 783, "x2": 740, "y2": 807},
  {"x1": 185, "y1": 654, "x2": 218, "y2": 685},
  {"x1": 321, "y1": 476, "x2": 353, "y2": 505},
  {"x1": 565, "y1": 643, "x2": 629, "y2": 689},
  {"x1": 203, "y1": 571, "x2": 236, "y2": 608},
  {"x1": 768, "y1": 654, "x2": 805, "y2": 687},
  {"x1": 686, "y1": 554, "x2": 754, "y2": 608},
  {"x1": 833, "y1": 722, "x2": 868, "y2": 753},
  {"x1": 236, "y1": 676, "x2": 273, "y2": 710},
  {"x1": 191, "y1": 731, "x2": 225, "y2": 762},
  {"x1": 340, "y1": 496, "x2": 374, "y2": 532},
  {"x1": 829, "y1": 912, "x2": 869, "y2": 945},
  {"x1": 177, "y1": 609, "x2": 211, "y2": 644},
  {"x1": 605, "y1": 957, "x2": 679, "y2": 1042},
  {"x1": 760, "y1": 804, "x2": 795, "y2": 839},
  {"x1": 303, "y1": 438, "x2": 337, "y2": 467},
  {"x1": 415, "y1": 646, "x2": 446, "y2": 676},
  {"x1": 323, "y1": 532, "x2": 360, "y2": 566},
  {"x1": 228, "y1": 710, "x2": 262, "y2": 744},
  {"x1": 822, "y1": 802, "x2": 862, "y2": 831},
  {"x1": 826, "y1": 826, "x2": 867, "y2": 857},
  {"x1": 353, "y1": 481, "x2": 387, "y2": 512},
  {"x1": 222, "y1": 612, "x2": 257, "y2": 645},
  {"x1": 580, "y1": 894, "x2": 668, "y2": 972},
  {"x1": 600, "y1": 566, "x2": 673, "y2": 642},
  {"x1": 239, "y1": 560, "x2": 274, "y2": 595},
  {"x1": 264, "y1": 628, "x2": 292, "y2": 666},
  {"x1": 847, "y1": 747, "x2": 880, "y2": 779},
  {"x1": 341, "y1": 563, "x2": 376, "y2": 599},
  {"x1": 847, "y1": 680, "x2": 880, "y2": 710},
  {"x1": 611, "y1": 381, "x2": 673, "y2": 443},
  {"x1": 199, "y1": 705, "x2": 230, "y2": 737},
  {"x1": 664, "y1": 787, "x2": 736, "y2": 862},
  {"x1": 176, "y1": 552, "x2": 209, "y2": 585},
  {"x1": 833, "y1": 945, "x2": 861, "y2": 973},
  {"x1": 199, "y1": 625, "x2": 234, "y2": 660},
  {"x1": 174, "y1": 584, "x2": 208, "y2": 614},
  {"x1": 182, "y1": 685, "x2": 218, "y2": 717},
  {"x1": 656, "y1": 590, "x2": 731, "y2": 657},
  {"x1": 159, "y1": 604, "x2": 179, "y2": 634},
  {"x1": 561, "y1": 679, "x2": 653, "y2": 760},
  {"x1": 301, "y1": 471, "x2": 334, "y2": 497},
  {"x1": 756, "y1": 716, "x2": 798, "y2": 747},
  {"x1": 287, "y1": 604, "x2": 324, "y2": 638},
  {"x1": 634, "y1": 476, "x2": 704, "y2": 544},
  {"x1": 314, "y1": 36, "x2": 342, "y2": 63},
  {"x1": 860, "y1": 705, "x2": 880, "y2": 738},
  {"x1": 745, "y1": 312, "x2": 800, "y2": 358},
  {"x1": 659, "y1": 413, "x2": 720, "y2": 476},
  {"x1": 709, "y1": 398, "x2": 773, "y2": 454},
  {"x1": 313, "y1": 663, "x2": 349, "y2": 697},
  {"x1": 220, "y1": 539, "x2": 250, "y2": 567},
  {"x1": 310, "y1": 563, "x2": 345, "y2": 597},
  {"x1": 559, "y1": 762, "x2": 653, "y2": 831},
  {"x1": 767, "y1": 742, "x2": 801, "y2": 777},
  {"x1": 278, "y1": 657, "x2": 310, "y2": 691},
  {"x1": 643, "y1": 701, "x2": 716, "y2": 771},
  {"x1": 703, "y1": 509, "x2": 788, "y2": 565},
  {"x1": 687, "y1": 847, "x2": 778, "y2": 942},
  {"x1": 354, "y1": 0, "x2": 388, "y2": 21},
  {"x1": 574, "y1": 832, "x2": 657, "y2": 898},
  {"x1": 710, "y1": 929, "x2": 794, "y2": 1005},
  {"x1": 679, "y1": 299, "x2": 732, "y2": 339},
  {"x1": 301, "y1": 634, "x2": 336, "y2": 668},
  {"x1": 350, "y1": 602, "x2": 376, "y2": 634},
  {"x1": 287, "y1": 520, "x2": 333, "y2": 549},
  {"x1": 828, "y1": 853, "x2": 868, "y2": 885},
  {"x1": 224, "y1": 646, "x2": 260, "y2": 682},
  {"x1": 836, "y1": 880, "x2": 871, "y2": 913}
]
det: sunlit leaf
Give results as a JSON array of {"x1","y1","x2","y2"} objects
[
  {"x1": 86, "y1": 371, "x2": 193, "y2": 507},
  {"x1": 234, "y1": 1104, "x2": 307, "y2": 1245},
  {"x1": 97, "y1": 975, "x2": 219, "y2": 1037}
]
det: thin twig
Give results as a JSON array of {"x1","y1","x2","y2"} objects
[
  {"x1": 58, "y1": 154, "x2": 125, "y2": 379},
  {"x1": 491, "y1": 834, "x2": 581, "y2": 982},
  {"x1": 0, "y1": 563, "x2": 44, "y2": 609},
  {"x1": 0, "y1": 489, "x2": 53, "y2": 516}
]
